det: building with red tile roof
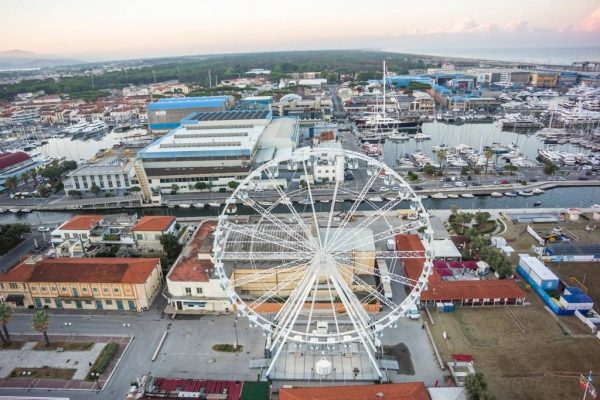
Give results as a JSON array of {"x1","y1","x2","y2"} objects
[
  {"x1": 279, "y1": 382, "x2": 429, "y2": 400},
  {"x1": 0, "y1": 256, "x2": 162, "y2": 311},
  {"x1": 396, "y1": 234, "x2": 526, "y2": 306},
  {"x1": 51, "y1": 215, "x2": 105, "y2": 247},
  {"x1": 133, "y1": 216, "x2": 177, "y2": 252},
  {"x1": 165, "y1": 220, "x2": 230, "y2": 314}
]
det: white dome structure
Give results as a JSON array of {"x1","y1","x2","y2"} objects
[
  {"x1": 279, "y1": 93, "x2": 302, "y2": 103},
  {"x1": 315, "y1": 357, "x2": 333, "y2": 376}
]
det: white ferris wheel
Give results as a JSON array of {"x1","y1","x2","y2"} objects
[{"x1": 212, "y1": 147, "x2": 433, "y2": 379}]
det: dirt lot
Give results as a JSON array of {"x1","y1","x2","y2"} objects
[
  {"x1": 547, "y1": 262, "x2": 600, "y2": 304},
  {"x1": 429, "y1": 295, "x2": 600, "y2": 400}
]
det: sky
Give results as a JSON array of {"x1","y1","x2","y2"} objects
[{"x1": 0, "y1": 0, "x2": 599, "y2": 61}]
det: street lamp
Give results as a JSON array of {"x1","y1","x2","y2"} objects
[
  {"x1": 233, "y1": 318, "x2": 239, "y2": 350},
  {"x1": 91, "y1": 372, "x2": 101, "y2": 390}
]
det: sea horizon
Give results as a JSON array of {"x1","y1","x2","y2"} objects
[{"x1": 389, "y1": 46, "x2": 600, "y2": 66}]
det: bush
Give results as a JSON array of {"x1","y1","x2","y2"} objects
[
  {"x1": 87, "y1": 342, "x2": 119, "y2": 380},
  {"x1": 219, "y1": 187, "x2": 226, "y2": 193},
  {"x1": 67, "y1": 190, "x2": 82, "y2": 197},
  {"x1": 130, "y1": 186, "x2": 141, "y2": 192}
]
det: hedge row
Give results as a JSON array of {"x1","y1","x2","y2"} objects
[{"x1": 86, "y1": 342, "x2": 119, "y2": 380}]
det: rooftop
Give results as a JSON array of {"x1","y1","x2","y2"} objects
[
  {"x1": 133, "y1": 216, "x2": 176, "y2": 232},
  {"x1": 168, "y1": 220, "x2": 216, "y2": 282},
  {"x1": 184, "y1": 110, "x2": 270, "y2": 122},
  {"x1": 147, "y1": 96, "x2": 231, "y2": 111},
  {"x1": 0, "y1": 257, "x2": 159, "y2": 284},
  {"x1": 139, "y1": 377, "x2": 243, "y2": 400},
  {"x1": 57, "y1": 215, "x2": 104, "y2": 231},
  {"x1": 279, "y1": 382, "x2": 429, "y2": 400}
]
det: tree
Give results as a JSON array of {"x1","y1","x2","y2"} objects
[
  {"x1": 32, "y1": 310, "x2": 51, "y2": 346},
  {"x1": 299, "y1": 180, "x2": 307, "y2": 189},
  {"x1": 4, "y1": 176, "x2": 18, "y2": 193},
  {"x1": 503, "y1": 163, "x2": 518, "y2": 176},
  {"x1": 0, "y1": 224, "x2": 31, "y2": 255},
  {"x1": 170, "y1": 184, "x2": 179, "y2": 194},
  {"x1": 450, "y1": 204, "x2": 458, "y2": 215},
  {"x1": 0, "y1": 304, "x2": 12, "y2": 345},
  {"x1": 543, "y1": 162, "x2": 558, "y2": 175},
  {"x1": 30, "y1": 168, "x2": 39, "y2": 186},
  {"x1": 130, "y1": 186, "x2": 141, "y2": 192},
  {"x1": 227, "y1": 181, "x2": 239, "y2": 190},
  {"x1": 90, "y1": 183, "x2": 101, "y2": 195},
  {"x1": 422, "y1": 163, "x2": 437, "y2": 176},
  {"x1": 464, "y1": 372, "x2": 495, "y2": 400},
  {"x1": 483, "y1": 150, "x2": 494, "y2": 175},
  {"x1": 160, "y1": 233, "x2": 183, "y2": 262},
  {"x1": 436, "y1": 150, "x2": 447, "y2": 172},
  {"x1": 194, "y1": 181, "x2": 207, "y2": 191},
  {"x1": 20, "y1": 171, "x2": 29, "y2": 186},
  {"x1": 475, "y1": 211, "x2": 491, "y2": 226},
  {"x1": 36, "y1": 184, "x2": 49, "y2": 197}
]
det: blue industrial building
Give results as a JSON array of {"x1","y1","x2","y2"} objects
[{"x1": 147, "y1": 96, "x2": 233, "y2": 131}]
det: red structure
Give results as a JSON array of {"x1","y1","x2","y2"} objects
[{"x1": 396, "y1": 234, "x2": 526, "y2": 306}]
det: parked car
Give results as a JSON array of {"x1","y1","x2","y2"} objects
[
  {"x1": 37, "y1": 226, "x2": 50, "y2": 232},
  {"x1": 442, "y1": 183, "x2": 453, "y2": 188},
  {"x1": 500, "y1": 179, "x2": 509, "y2": 184}
]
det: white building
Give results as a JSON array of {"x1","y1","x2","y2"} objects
[
  {"x1": 138, "y1": 110, "x2": 296, "y2": 193},
  {"x1": 133, "y1": 216, "x2": 177, "y2": 252},
  {"x1": 165, "y1": 220, "x2": 230, "y2": 314},
  {"x1": 51, "y1": 215, "x2": 104, "y2": 246},
  {"x1": 63, "y1": 157, "x2": 135, "y2": 194},
  {"x1": 312, "y1": 142, "x2": 345, "y2": 184}
]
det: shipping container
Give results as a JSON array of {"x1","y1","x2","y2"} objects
[{"x1": 518, "y1": 254, "x2": 559, "y2": 290}]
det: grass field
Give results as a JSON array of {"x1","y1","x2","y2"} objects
[
  {"x1": 9, "y1": 367, "x2": 76, "y2": 380},
  {"x1": 429, "y1": 295, "x2": 600, "y2": 400}
]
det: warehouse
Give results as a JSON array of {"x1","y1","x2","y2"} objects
[{"x1": 147, "y1": 96, "x2": 233, "y2": 131}]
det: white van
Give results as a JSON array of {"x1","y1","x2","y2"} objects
[{"x1": 408, "y1": 305, "x2": 420, "y2": 320}]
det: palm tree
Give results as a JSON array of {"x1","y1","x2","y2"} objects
[
  {"x1": 5, "y1": 176, "x2": 18, "y2": 193},
  {"x1": 30, "y1": 168, "x2": 39, "y2": 186},
  {"x1": 32, "y1": 310, "x2": 51, "y2": 346},
  {"x1": 436, "y1": 149, "x2": 447, "y2": 173},
  {"x1": 0, "y1": 304, "x2": 12, "y2": 345},
  {"x1": 483, "y1": 150, "x2": 494, "y2": 175},
  {"x1": 20, "y1": 171, "x2": 29, "y2": 187}
]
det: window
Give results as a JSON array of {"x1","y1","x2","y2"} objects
[
  {"x1": 113, "y1": 287, "x2": 120, "y2": 294},
  {"x1": 82, "y1": 287, "x2": 88, "y2": 292},
  {"x1": 61, "y1": 286, "x2": 68, "y2": 292},
  {"x1": 105, "y1": 300, "x2": 113, "y2": 305},
  {"x1": 92, "y1": 287, "x2": 98, "y2": 293},
  {"x1": 51, "y1": 286, "x2": 57, "y2": 292},
  {"x1": 185, "y1": 287, "x2": 192, "y2": 295},
  {"x1": 9, "y1": 283, "x2": 18, "y2": 289},
  {"x1": 31, "y1": 286, "x2": 37, "y2": 292},
  {"x1": 103, "y1": 288, "x2": 109, "y2": 294},
  {"x1": 64, "y1": 300, "x2": 72, "y2": 304},
  {"x1": 44, "y1": 298, "x2": 51, "y2": 304},
  {"x1": 136, "y1": 234, "x2": 143, "y2": 240},
  {"x1": 196, "y1": 287, "x2": 203, "y2": 295},
  {"x1": 41, "y1": 286, "x2": 47, "y2": 292},
  {"x1": 85, "y1": 300, "x2": 92, "y2": 305}
]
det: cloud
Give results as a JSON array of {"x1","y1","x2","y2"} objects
[{"x1": 580, "y1": 4, "x2": 600, "y2": 31}]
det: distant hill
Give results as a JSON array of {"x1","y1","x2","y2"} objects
[{"x1": 0, "y1": 49, "x2": 82, "y2": 70}]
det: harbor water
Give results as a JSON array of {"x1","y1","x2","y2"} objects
[{"x1": 2, "y1": 186, "x2": 599, "y2": 226}]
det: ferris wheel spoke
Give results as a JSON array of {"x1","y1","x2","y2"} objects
[
  {"x1": 232, "y1": 259, "x2": 310, "y2": 288},
  {"x1": 237, "y1": 194, "x2": 314, "y2": 247},
  {"x1": 336, "y1": 255, "x2": 417, "y2": 288},
  {"x1": 329, "y1": 269, "x2": 377, "y2": 353},
  {"x1": 266, "y1": 271, "x2": 318, "y2": 377},
  {"x1": 325, "y1": 277, "x2": 341, "y2": 337},
  {"x1": 337, "y1": 262, "x2": 396, "y2": 309},
  {"x1": 328, "y1": 191, "x2": 411, "y2": 253},
  {"x1": 264, "y1": 170, "x2": 316, "y2": 246},
  {"x1": 223, "y1": 222, "x2": 313, "y2": 255},
  {"x1": 301, "y1": 160, "x2": 323, "y2": 246},
  {"x1": 329, "y1": 164, "x2": 383, "y2": 245},
  {"x1": 247, "y1": 266, "x2": 310, "y2": 311},
  {"x1": 330, "y1": 219, "x2": 426, "y2": 257},
  {"x1": 271, "y1": 270, "x2": 317, "y2": 349},
  {"x1": 323, "y1": 166, "x2": 342, "y2": 248}
]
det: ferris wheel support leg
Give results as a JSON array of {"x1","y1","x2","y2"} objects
[
  {"x1": 329, "y1": 271, "x2": 382, "y2": 378},
  {"x1": 266, "y1": 272, "x2": 317, "y2": 377}
]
